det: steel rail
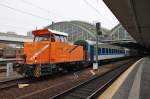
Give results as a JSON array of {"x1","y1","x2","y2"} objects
[{"x1": 50, "y1": 60, "x2": 135, "y2": 99}]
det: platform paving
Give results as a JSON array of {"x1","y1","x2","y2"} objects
[
  {"x1": 111, "y1": 57, "x2": 150, "y2": 99},
  {"x1": 139, "y1": 57, "x2": 150, "y2": 99},
  {"x1": 99, "y1": 57, "x2": 150, "y2": 99}
]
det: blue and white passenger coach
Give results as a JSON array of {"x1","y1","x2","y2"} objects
[{"x1": 75, "y1": 40, "x2": 130, "y2": 62}]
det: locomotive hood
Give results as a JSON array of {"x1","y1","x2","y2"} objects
[{"x1": 24, "y1": 41, "x2": 50, "y2": 64}]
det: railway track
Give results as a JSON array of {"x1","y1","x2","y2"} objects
[
  {"x1": 0, "y1": 70, "x2": 83, "y2": 91},
  {"x1": 0, "y1": 77, "x2": 30, "y2": 90},
  {"x1": 51, "y1": 60, "x2": 135, "y2": 99}
]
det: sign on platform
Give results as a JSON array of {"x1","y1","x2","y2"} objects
[
  {"x1": 6, "y1": 63, "x2": 13, "y2": 76},
  {"x1": 93, "y1": 63, "x2": 98, "y2": 70}
]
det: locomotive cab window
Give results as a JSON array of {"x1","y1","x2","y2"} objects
[
  {"x1": 60, "y1": 36, "x2": 64, "y2": 42},
  {"x1": 60, "y1": 35, "x2": 67, "y2": 42},
  {"x1": 50, "y1": 35, "x2": 55, "y2": 42},
  {"x1": 54, "y1": 35, "x2": 67, "y2": 42},
  {"x1": 63, "y1": 36, "x2": 67, "y2": 42},
  {"x1": 54, "y1": 35, "x2": 61, "y2": 42},
  {"x1": 34, "y1": 35, "x2": 50, "y2": 42}
]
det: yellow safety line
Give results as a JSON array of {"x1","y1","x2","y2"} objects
[{"x1": 98, "y1": 58, "x2": 144, "y2": 99}]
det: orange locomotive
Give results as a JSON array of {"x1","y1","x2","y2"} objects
[{"x1": 17, "y1": 29, "x2": 87, "y2": 77}]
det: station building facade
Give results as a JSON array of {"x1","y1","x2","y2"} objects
[
  {"x1": 45, "y1": 21, "x2": 110, "y2": 42},
  {"x1": 45, "y1": 21, "x2": 134, "y2": 42},
  {"x1": 107, "y1": 24, "x2": 134, "y2": 41}
]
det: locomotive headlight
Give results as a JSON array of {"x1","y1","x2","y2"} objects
[{"x1": 35, "y1": 59, "x2": 37, "y2": 63}]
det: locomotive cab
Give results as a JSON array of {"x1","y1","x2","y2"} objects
[
  {"x1": 24, "y1": 29, "x2": 70, "y2": 65},
  {"x1": 33, "y1": 30, "x2": 68, "y2": 43}
]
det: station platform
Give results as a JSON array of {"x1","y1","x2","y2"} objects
[
  {"x1": 0, "y1": 72, "x2": 22, "y2": 82},
  {"x1": 99, "y1": 57, "x2": 150, "y2": 99}
]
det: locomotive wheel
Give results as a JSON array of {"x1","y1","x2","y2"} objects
[
  {"x1": 33, "y1": 65, "x2": 41, "y2": 77},
  {"x1": 16, "y1": 67, "x2": 24, "y2": 75}
]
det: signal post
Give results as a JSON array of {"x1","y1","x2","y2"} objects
[{"x1": 93, "y1": 22, "x2": 102, "y2": 70}]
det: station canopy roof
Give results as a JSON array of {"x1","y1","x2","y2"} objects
[{"x1": 103, "y1": 0, "x2": 150, "y2": 50}]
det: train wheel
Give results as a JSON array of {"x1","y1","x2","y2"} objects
[
  {"x1": 33, "y1": 65, "x2": 41, "y2": 77},
  {"x1": 16, "y1": 67, "x2": 24, "y2": 75}
]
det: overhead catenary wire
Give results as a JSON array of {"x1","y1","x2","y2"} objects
[
  {"x1": 0, "y1": 24, "x2": 31, "y2": 29},
  {"x1": 83, "y1": 0, "x2": 114, "y2": 26},
  {"x1": 0, "y1": 3, "x2": 50, "y2": 21},
  {"x1": 19, "y1": 0, "x2": 68, "y2": 20},
  {"x1": 96, "y1": 0, "x2": 118, "y2": 22}
]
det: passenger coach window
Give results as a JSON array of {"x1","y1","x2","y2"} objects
[
  {"x1": 109, "y1": 49, "x2": 111, "y2": 54},
  {"x1": 102, "y1": 48, "x2": 105, "y2": 54},
  {"x1": 113, "y1": 49, "x2": 115, "y2": 54},
  {"x1": 115, "y1": 49, "x2": 117, "y2": 53},
  {"x1": 106, "y1": 48, "x2": 108, "y2": 54}
]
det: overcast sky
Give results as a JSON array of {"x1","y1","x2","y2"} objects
[{"x1": 0, "y1": 0, "x2": 119, "y2": 35}]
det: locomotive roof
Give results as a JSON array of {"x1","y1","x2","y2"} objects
[{"x1": 32, "y1": 29, "x2": 68, "y2": 36}]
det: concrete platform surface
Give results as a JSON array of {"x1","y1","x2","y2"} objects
[
  {"x1": 0, "y1": 72, "x2": 22, "y2": 82},
  {"x1": 99, "y1": 57, "x2": 150, "y2": 99}
]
